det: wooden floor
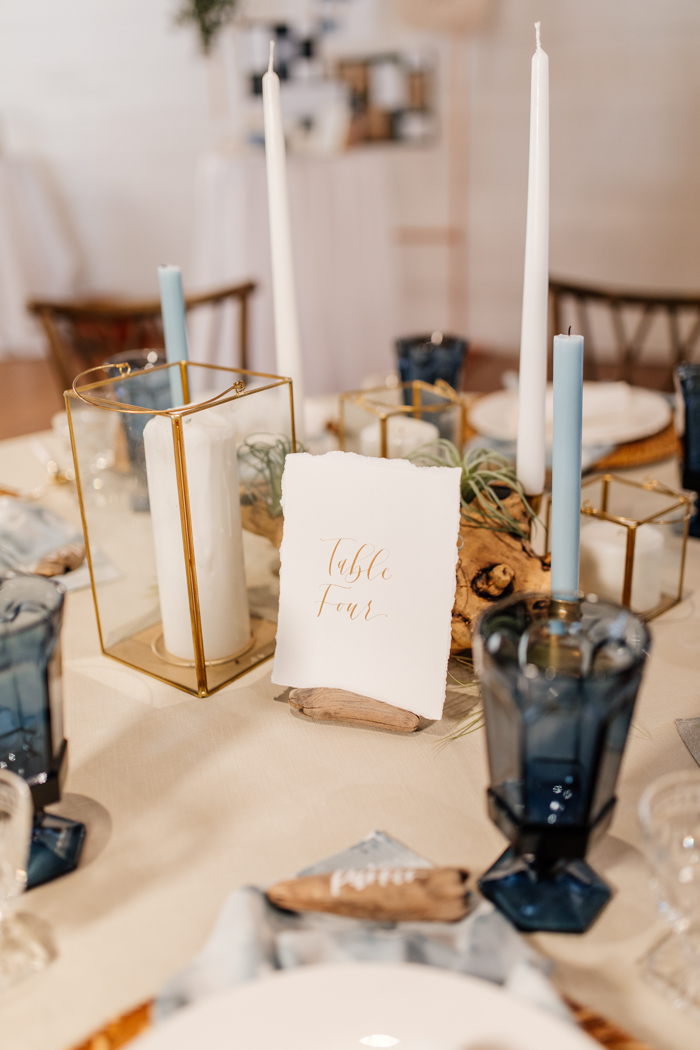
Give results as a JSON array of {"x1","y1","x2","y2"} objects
[
  {"x1": 0, "y1": 352, "x2": 674, "y2": 444},
  {"x1": 0, "y1": 359, "x2": 64, "y2": 441}
]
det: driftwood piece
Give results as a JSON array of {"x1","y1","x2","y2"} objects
[
  {"x1": 32, "y1": 543, "x2": 85, "y2": 578},
  {"x1": 289, "y1": 687, "x2": 420, "y2": 733},
  {"x1": 451, "y1": 492, "x2": 550, "y2": 652},
  {"x1": 240, "y1": 499, "x2": 284, "y2": 548},
  {"x1": 267, "y1": 866, "x2": 470, "y2": 922}
]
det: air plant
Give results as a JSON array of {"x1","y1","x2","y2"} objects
[
  {"x1": 237, "y1": 435, "x2": 299, "y2": 518},
  {"x1": 407, "y1": 441, "x2": 539, "y2": 539},
  {"x1": 438, "y1": 652, "x2": 484, "y2": 748}
]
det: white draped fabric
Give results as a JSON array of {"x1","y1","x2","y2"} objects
[
  {"x1": 188, "y1": 149, "x2": 398, "y2": 396},
  {"x1": 0, "y1": 157, "x2": 81, "y2": 357}
]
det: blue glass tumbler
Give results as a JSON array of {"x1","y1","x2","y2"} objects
[
  {"x1": 675, "y1": 363, "x2": 700, "y2": 538},
  {"x1": 0, "y1": 574, "x2": 85, "y2": 888},
  {"x1": 396, "y1": 334, "x2": 468, "y2": 439},
  {"x1": 396, "y1": 333, "x2": 467, "y2": 392},
  {"x1": 106, "y1": 350, "x2": 172, "y2": 512},
  {"x1": 474, "y1": 592, "x2": 650, "y2": 933}
]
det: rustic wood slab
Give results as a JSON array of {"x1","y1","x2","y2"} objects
[
  {"x1": 267, "y1": 866, "x2": 471, "y2": 922},
  {"x1": 288, "y1": 687, "x2": 421, "y2": 733}
]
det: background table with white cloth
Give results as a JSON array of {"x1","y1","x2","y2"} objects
[
  {"x1": 0, "y1": 434, "x2": 699, "y2": 1050},
  {"x1": 188, "y1": 148, "x2": 398, "y2": 395}
]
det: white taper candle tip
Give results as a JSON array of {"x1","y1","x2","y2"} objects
[
  {"x1": 535, "y1": 22, "x2": 541, "y2": 50},
  {"x1": 268, "y1": 40, "x2": 274, "y2": 73}
]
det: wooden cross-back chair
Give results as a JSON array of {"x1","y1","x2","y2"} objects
[
  {"x1": 549, "y1": 277, "x2": 700, "y2": 389},
  {"x1": 28, "y1": 281, "x2": 256, "y2": 392}
]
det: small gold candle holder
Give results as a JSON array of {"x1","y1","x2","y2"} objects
[
  {"x1": 577, "y1": 473, "x2": 693, "y2": 620},
  {"x1": 66, "y1": 358, "x2": 296, "y2": 697},
  {"x1": 338, "y1": 379, "x2": 466, "y2": 458}
]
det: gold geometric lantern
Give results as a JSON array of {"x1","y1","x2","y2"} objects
[
  {"x1": 66, "y1": 358, "x2": 295, "y2": 696},
  {"x1": 578, "y1": 472, "x2": 693, "y2": 621},
  {"x1": 338, "y1": 379, "x2": 466, "y2": 458}
]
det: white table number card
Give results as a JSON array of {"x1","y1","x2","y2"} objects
[{"x1": 272, "y1": 451, "x2": 462, "y2": 719}]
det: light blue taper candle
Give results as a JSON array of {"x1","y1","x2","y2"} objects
[
  {"x1": 158, "y1": 265, "x2": 189, "y2": 407},
  {"x1": 551, "y1": 330, "x2": 584, "y2": 596}
]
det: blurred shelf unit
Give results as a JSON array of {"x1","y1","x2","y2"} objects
[{"x1": 240, "y1": 21, "x2": 436, "y2": 155}]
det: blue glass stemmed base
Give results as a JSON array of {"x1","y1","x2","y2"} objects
[
  {"x1": 27, "y1": 812, "x2": 86, "y2": 890},
  {"x1": 478, "y1": 847, "x2": 611, "y2": 933}
]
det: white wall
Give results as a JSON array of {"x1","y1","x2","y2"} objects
[
  {"x1": 0, "y1": 0, "x2": 210, "y2": 299},
  {"x1": 2, "y1": 0, "x2": 699, "y2": 362},
  {"x1": 468, "y1": 0, "x2": 700, "y2": 353}
]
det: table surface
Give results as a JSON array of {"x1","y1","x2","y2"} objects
[{"x1": 1, "y1": 432, "x2": 700, "y2": 1050}]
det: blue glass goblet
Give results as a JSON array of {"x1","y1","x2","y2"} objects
[
  {"x1": 0, "y1": 574, "x2": 85, "y2": 888},
  {"x1": 675, "y1": 362, "x2": 700, "y2": 538},
  {"x1": 474, "y1": 592, "x2": 650, "y2": 933}
]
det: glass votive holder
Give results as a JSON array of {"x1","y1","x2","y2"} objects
[
  {"x1": 639, "y1": 771, "x2": 700, "y2": 1012},
  {"x1": 67, "y1": 359, "x2": 297, "y2": 697},
  {"x1": 339, "y1": 380, "x2": 465, "y2": 458},
  {"x1": 475, "y1": 591, "x2": 650, "y2": 933},
  {"x1": 577, "y1": 473, "x2": 693, "y2": 620}
]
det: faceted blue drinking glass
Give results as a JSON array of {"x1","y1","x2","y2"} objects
[
  {"x1": 106, "y1": 350, "x2": 172, "y2": 512},
  {"x1": 396, "y1": 334, "x2": 468, "y2": 440},
  {"x1": 396, "y1": 333, "x2": 467, "y2": 391},
  {"x1": 0, "y1": 574, "x2": 85, "y2": 888},
  {"x1": 474, "y1": 591, "x2": 650, "y2": 933},
  {"x1": 675, "y1": 363, "x2": 700, "y2": 538}
]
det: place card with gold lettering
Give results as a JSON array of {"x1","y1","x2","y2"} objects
[{"x1": 272, "y1": 451, "x2": 462, "y2": 719}]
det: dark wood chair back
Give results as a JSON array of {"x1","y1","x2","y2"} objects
[
  {"x1": 549, "y1": 277, "x2": 700, "y2": 389},
  {"x1": 29, "y1": 281, "x2": 256, "y2": 392}
]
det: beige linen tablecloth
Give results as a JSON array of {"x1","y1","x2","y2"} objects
[{"x1": 0, "y1": 434, "x2": 699, "y2": 1050}]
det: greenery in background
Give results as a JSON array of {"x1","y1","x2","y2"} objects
[
  {"x1": 177, "y1": 0, "x2": 238, "y2": 53},
  {"x1": 238, "y1": 436, "x2": 300, "y2": 518},
  {"x1": 407, "y1": 441, "x2": 538, "y2": 539}
]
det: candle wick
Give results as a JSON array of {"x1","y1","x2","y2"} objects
[
  {"x1": 535, "y1": 21, "x2": 541, "y2": 51},
  {"x1": 268, "y1": 39, "x2": 275, "y2": 74},
  {"x1": 569, "y1": 326, "x2": 571, "y2": 336}
]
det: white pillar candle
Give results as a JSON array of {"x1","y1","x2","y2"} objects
[
  {"x1": 359, "y1": 416, "x2": 439, "y2": 458},
  {"x1": 579, "y1": 520, "x2": 663, "y2": 612},
  {"x1": 144, "y1": 409, "x2": 250, "y2": 662},
  {"x1": 516, "y1": 22, "x2": 549, "y2": 497},
  {"x1": 263, "y1": 43, "x2": 305, "y2": 439}
]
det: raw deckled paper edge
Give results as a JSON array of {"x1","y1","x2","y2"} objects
[{"x1": 273, "y1": 451, "x2": 462, "y2": 721}]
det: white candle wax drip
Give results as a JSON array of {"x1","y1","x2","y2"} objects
[
  {"x1": 359, "y1": 416, "x2": 439, "y2": 459},
  {"x1": 144, "y1": 409, "x2": 250, "y2": 661},
  {"x1": 579, "y1": 519, "x2": 663, "y2": 612}
]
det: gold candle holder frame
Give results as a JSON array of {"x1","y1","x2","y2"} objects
[
  {"x1": 338, "y1": 379, "x2": 466, "y2": 457},
  {"x1": 66, "y1": 358, "x2": 296, "y2": 697},
  {"x1": 577, "y1": 472, "x2": 693, "y2": 621}
]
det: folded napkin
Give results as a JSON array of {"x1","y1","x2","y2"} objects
[
  {"x1": 154, "y1": 831, "x2": 571, "y2": 1026},
  {"x1": 0, "y1": 498, "x2": 119, "y2": 592}
]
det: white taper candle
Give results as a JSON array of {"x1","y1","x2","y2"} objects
[
  {"x1": 262, "y1": 42, "x2": 305, "y2": 439},
  {"x1": 516, "y1": 22, "x2": 549, "y2": 497}
]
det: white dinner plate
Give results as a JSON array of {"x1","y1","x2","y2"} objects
[
  {"x1": 469, "y1": 383, "x2": 671, "y2": 447},
  {"x1": 132, "y1": 963, "x2": 598, "y2": 1050}
]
